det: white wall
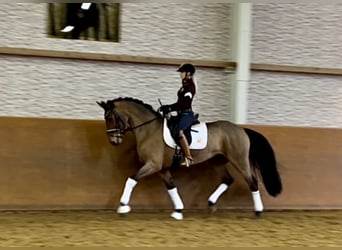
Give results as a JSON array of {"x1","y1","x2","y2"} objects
[
  {"x1": 0, "y1": 3, "x2": 341, "y2": 127},
  {"x1": 249, "y1": 3, "x2": 342, "y2": 127}
]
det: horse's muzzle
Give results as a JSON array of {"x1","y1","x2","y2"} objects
[
  {"x1": 108, "y1": 135, "x2": 123, "y2": 145},
  {"x1": 106, "y1": 128, "x2": 124, "y2": 145}
]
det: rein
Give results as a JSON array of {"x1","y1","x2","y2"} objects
[
  {"x1": 127, "y1": 117, "x2": 161, "y2": 132},
  {"x1": 107, "y1": 116, "x2": 161, "y2": 135}
]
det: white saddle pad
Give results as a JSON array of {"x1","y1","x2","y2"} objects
[{"x1": 163, "y1": 119, "x2": 208, "y2": 150}]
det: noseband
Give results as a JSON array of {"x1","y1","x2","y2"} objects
[{"x1": 106, "y1": 128, "x2": 125, "y2": 137}]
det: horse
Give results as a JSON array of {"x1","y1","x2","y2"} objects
[{"x1": 97, "y1": 97, "x2": 282, "y2": 220}]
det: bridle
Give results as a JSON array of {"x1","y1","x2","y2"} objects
[{"x1": 105, "y1": 109, "x2": 160, "y2": 138}]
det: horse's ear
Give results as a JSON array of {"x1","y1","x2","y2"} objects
[{"x1": 96, "y1": 101, "x2": 107, "y2": 110}]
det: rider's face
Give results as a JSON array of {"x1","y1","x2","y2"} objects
[{"x1": 179, "y1": 72, "x2": 186, "y2": 80}]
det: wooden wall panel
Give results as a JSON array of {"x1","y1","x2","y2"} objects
[{"x1": 0, "y1": 117, "x2": 341, "y2": 211}]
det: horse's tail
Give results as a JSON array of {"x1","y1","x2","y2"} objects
[{"x1": 244, "y1": 128, "x2": 282, "y2": 197}]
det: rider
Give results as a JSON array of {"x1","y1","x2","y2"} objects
[{"x1": 160, "y1": 63, "x2": 197, "y2": 167}]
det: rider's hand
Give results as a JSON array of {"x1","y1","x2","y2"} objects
[{"x1": 159, "y1": 105, "x2": 171, "y2": 114}]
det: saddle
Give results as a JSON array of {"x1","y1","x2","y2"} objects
[{"x1": 163, "y1": 113, "x2": 208, "y2": 150}]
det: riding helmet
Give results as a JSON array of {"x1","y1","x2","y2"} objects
[{"x1": 177, "y1": 63, "x2": 196, "y2": 75}]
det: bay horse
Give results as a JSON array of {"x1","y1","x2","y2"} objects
[{"x1": 97, "y1": 97, "x2": 282, "y2": 220}]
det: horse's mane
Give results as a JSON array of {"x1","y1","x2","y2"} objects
[{"x1": 109, "y1": 97, "x2": 162, "y2": 118}]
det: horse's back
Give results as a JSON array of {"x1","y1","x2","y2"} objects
[
  {"x1": 206, "y1": 120, "x2": 249, "y2": 149},
  {"x1": 206, "y1": 120, "x2": 245, "y2": 134}
]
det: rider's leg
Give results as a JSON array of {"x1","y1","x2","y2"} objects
[{"x1": 179, "y1": 130, "x2": 193, "y2": 167}]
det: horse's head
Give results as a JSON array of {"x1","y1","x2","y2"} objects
[
  {"x1": 97, "y1": 97, "x2": 163, "y2": 146},
  {"x1": 96, "y1": 100, "x2": 130, "y2": 146}
]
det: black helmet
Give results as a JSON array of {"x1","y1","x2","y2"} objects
[{"x1": 177, "y1": 63, "x2": 196, "y2": 75}]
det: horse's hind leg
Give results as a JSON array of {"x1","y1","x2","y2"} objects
[
  {"x1": 208, "y1": 162, "x2": 234, "y2": 213},
  {"x1": 159, "y1": 169, "x2": 184, "y2": 220},
  {"x1": 231, "y1": 158, "x2": 264, "y2": 216}
]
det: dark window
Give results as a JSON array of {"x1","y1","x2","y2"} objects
[{"x1": 47, "y1": 3, "x2": 120, "y2": 42}]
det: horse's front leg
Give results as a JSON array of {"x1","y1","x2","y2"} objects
[
  {"x1": 159, "y1": 169, "x2": 184, "y2": 220},
  {"x1": 117, "y1": 162, "x2": 161, "y2": 215}
]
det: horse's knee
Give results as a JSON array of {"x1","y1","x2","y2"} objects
[
  {"x1": 132, "y1": 165, "x2": 161, "y2": 181},
  {"x1": 129, "y1": 175, "x2": 138, "y2": 182},
  {"x1": 164, "y1": 182, "x2": 176, "y2": 190},
  {"x1": 223, "y1": 176, "x2": 234, "y2": 186}
]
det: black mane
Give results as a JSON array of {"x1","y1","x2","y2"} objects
[{"x1": 109, "y1": 97, "x2": 162, "y2": 118}]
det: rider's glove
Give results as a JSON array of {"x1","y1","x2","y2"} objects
[{"x1": 159, "y1": 105, "x2": 171, "y2": 114}]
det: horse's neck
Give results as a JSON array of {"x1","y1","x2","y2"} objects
[{"x1": 121, "y1": 104, "x2": 157, "y2": 128}]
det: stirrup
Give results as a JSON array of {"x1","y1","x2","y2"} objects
[{"x1": 181, "y1": 157, "x2": 193, "y2": 167}]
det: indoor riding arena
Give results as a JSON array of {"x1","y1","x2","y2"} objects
[{"x1": 0, "y1": 3, "x2": 341, "y2": 247}]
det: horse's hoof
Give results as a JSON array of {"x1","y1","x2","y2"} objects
[
  {"x1": 117, "y1": 205, "x2": 131, "y2": 214},
  {"x1": 208, "y1": 201, "x2": 217, "y2": 213},
  {"x1": 170, "y1": 211, "x2": 183, "y2": 220},
  {"x1": 255, "y1": 211, "x2": 262, "y2": 217}
]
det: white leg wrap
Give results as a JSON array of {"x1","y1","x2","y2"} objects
[
  {"x1": 252, "y1": 190, "x2": 264, "y2": 212},
  {"x1": 120, "y1": 177, "x2": 137, "y2": 205},
  {"x1": 168, "y1": 187, "x2": 184, "y2": 210},
  {"x1": 208, "y1": 183, "x2": 229, "y2": 204}
]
